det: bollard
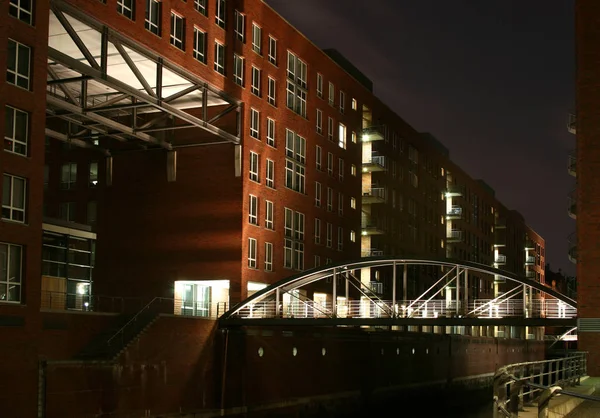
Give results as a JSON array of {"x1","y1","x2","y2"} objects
[
  {"x1": 537, "y1": 386, "x2": 562, "y2": 418},
  {"x1": 508, "y1": 380, "x2": 525, "y2": 417}
]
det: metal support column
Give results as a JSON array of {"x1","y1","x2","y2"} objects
[
  {"x1": 275, "y1": 288, "x2": 280, "y2": 318},
  {"x1": 456, "y1": 268, "x2": 461, "y2": 316},
  {"x1": 345, "y1": 271, "x2": 349, "y2": 318},
  {"x1": 392, "y1": 261, "x2": 397, "y2": 316},
  {"x1": 463, "y1": 268, "x2": 469, "y2": 316},
  {"x1": 403, "y1": 263, "x2": 408, "y2": 302},
  {"x1": 523, "y1": 284, "x2": 527, "y2": 318},
  {"x1": 332, "y1": 268, "x2": 337, "y2": 317}
]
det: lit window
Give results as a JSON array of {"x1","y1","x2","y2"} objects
[
  {"x1": 193, "y1": 28, "x2": 207, "y2": 64},
  {"x1": 267, "y1": 77, "x2": 276, "y2": 106},
  {"x1": 145, "y1": 0, "x2": 161, "y2": 35},
  {"x1": 4, "y1": 105, "x2": 29, "y2": 156},
  {"x1": 194, "y1": 0, "x2": 207, "y2": 16},
  {"x1": 351, "y1": 98, "x2": 357, "y2": 110},
  {"x1": 338, "y1": 123, "x2": 346, "y2": 149},
  {"x1": 350, "y1": 197, "x2": 356, "y2": 209},
  {"x1": 266, "y1": 159, "x2": 275, "y2": 188},
  {"x1": 170, "y1": 12, "x2": 185, "y2": 50},
  {"x1": 251, "y1": 66, "x2": 261, "y2": 96},
  {"x1": 214, "y1": 42, "x2": 225, "y2": 75},
  {"x1": 7, "y1": 39, "x2": 31, "y2": 90},
  {"x1": 268, "y1": 36, "x2": 277, "y2": 65},
  {"x1": 2, "y1": 174, "x2": 26, "y2": 223},
  {"x1": 264, "y1": 242, "x2": 273, "y2": 272},
  {"x1": 215, "y1": 0, "x2": 226, "y2": 28},
  {"x1": 0, "y1": 243, "x2": 22, "y2": 303},
  {"x1": 248, "y1": 194, "x2": 258, "y2": 225},
  {"x1": 249, "y1": 151, "x2": 259, "y2": 182},
  {"x1": 265, "y1": 200, "x2": 274, "y2": 229},
  {"x1": 266, "y1": 118, "x2": 275, "y2": 147},
  {"x1": 60, "y1": 163, "x2": 77, "y2": 190},
  {"x1": 250, "y1": 108, "x2": 260, "y2": 139},
  {"x1": 252, "y1": 23, "x2": 262, "y2": 54},
  {"x1": 9, "y1": 0, "x2": 32, "y2": 24},
  {"x1": 248, "y1": 238, "x2": 257, "y2": 269},
  {"x1": 352, "y1": 131, "x2": 357, "y2": 144},
  {"x1": 351, "y1": 164, "x2": 357, "y2": 176},
  {"x1": 234, "y1": 10, "x2": 245, "y2": 42},
  {"x1": 350, "y1": 230, "x2": 356, "y2": 242},
  {"x1": 89, "y1": 162, "x2": 98, "y2": 188},
  {"x1": 233, "y1": 54, "x2": 244, "y2": 86},
  {"x1": 117, "y1": 0, "x2": 135, "y2": 20}
]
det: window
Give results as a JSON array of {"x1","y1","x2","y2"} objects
[
  {"x1": 233, "y1": 55, "x2": 244, "y2": 86},
  {"x1": 145, "y1": 0, "x2": 161, "y2": 35},
  {"x1": 264, "y1": 242, "x2": 273, "y2": 272},
  {"x1": 316, "y1": 109, "x2": 323, "y2": 135},
  {"x1": 248, "y1": 238, "x2": 257, "y2": 269},
  {"x1": 338, "y1": 123, "x2": 347, "y2": 149},
  {"x1": 339, "y1": 91, "x2": 346, "y2": 114},
  {"x1": 60, "y1": 163, "x2": 77, "y2": 190},
  {"x1": 326, "y1": 223, "x2": 333, "y2": 248},
  {"x1": 249, "y1": 151, "x2": 259, "y2": 182},
  {"x1": 250, "y1": 108, "x2": 260, "y2": 139},
  {"x1": 351, "y1": 98, "x2": 357, "y2": 110},
  {"x1": 87, "y1": 201, "x2": 97, "y2": 225},
  {"x1": 265, "y1": 200, "x2": 274, "y2": 229},
  {"x1": 2, "y1": 174, "x2": 25, "y2": 223},
  {"x1": 337, "y1": 227, "x2": 343, "y2": 251},
  {"x1": 117, "y1": 0, "x2": 135, "y2": 19},
  {"x1": 284, "y1": 129, "x2": 306, "y2": 194},
  {"x1": 234, "y1": 11, "x2": 245, "y2": 42},
  {"x1": 338, "y1": 158, "x2": 344, "y2": 181},
  {"x1": 267, "y1": 77, "x2": 276, "y2": 106},
  {"x1": 249, "y1": 194, "x2": 258, "y2": 225},
  {"x1": 286, "y1": 52, "x2": 308, "y2": 117},
  {"x1": 7, "y1": 39, "x2": 31, "y2": 90},
  {"x1": 352, "y1": 131, "x2": 357, "y2": 144},
  {"x1": 194, "y1": 0, "x2": 207, "y2": 15},
  {"x1": 170, "y1": 12, "x2": 185, "y2": 49},
  {"x1": 266, "y1": 159, "x2": 275, "y2": 188},
  {"x1": 4, "y1": 105, "x2": 28, "y2": 156},
  {"x1": 252, "y1": 23, "x2": 262, "y2": 54},
  {"x1": 350, "y1": 197, "x2": 356, "y2": 209},
  {"x1": 315, "y1": 182, "x2": 322, "y2": 207},
  {"x1": 314, "y1": 218, "x2": 321, "y2": 244},
  {"x1": 327, "y1": 152, "x2": 333, "y2": 176},
  {"x1": 251, "y1": 66, "x2": 261, "y2": 96},
  {"x1": 214, "y1": 42, "x2": 225, "y2": 75},
  {"x1": 317, "y1": 73, "x2": 323, "y2": 98},
  {"x1": 0, "y1": 243, "x2": 22, "y2": 303},
  {"x1": 60, "y1": 202, "x2": 76, "y2": 223},
  {"x1": 350, "y1": 230, "x2": 356, "y2": 242},
  {"x1": 268, "y1": 36, "x2": 277, "y2": 65},
  {"x1": 338, "y1": 192, "x2": 344, "y2": 216},
  {"x1": 283, "y1": 208, "x2": 305, "y2": 270},
  {"x1": 328, "y1": 82, "x2": 335, "y2": 106},
  {"x1": 193, "y1": 28, "x2": 207, "y2": 63},
  {"x1": 327, "y1": 117, "x2": 334, "y2": 142},
  {"x1": 266, "y1": 118, "x2": 275, "y2": 147},
  {"x1": 9, "y1": 0, "x2": 33, "y2": 24},
  {"x1": 327, "y1": 187, "x2": 333, "y2": 212},
  {"x1": 89, "y1": 162, "x2": 98, "y2": 187},
  {"x1": 314, "y1": 255, "x2": 321, "y2": 268},
  {"x1": 351, "y1": 164, "x2": 356, "y2": 176},
  {"x1": 315, "y1": 145, "x2": 322, "y2": 171},
  {"x1": 215, "y1": 0, "x2": 226, "y2": 28}
]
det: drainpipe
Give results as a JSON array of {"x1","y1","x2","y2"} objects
[
  {"x1": 38, "y1": 360, "x2": 47, "y2": 418},
  {"x1": 220, "y1": 329, "x2": 229, "y2": 411}
]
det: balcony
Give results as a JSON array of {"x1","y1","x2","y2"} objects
[
  {"x1": 525, "y1": 256, "x2": 536, "y2": 266},
  {"x1": 495, "y1": 254, "x2": 507, "y2": 265},
  {"x1": 362, "y1": 214, "x2": 385, "y2": 235},
  {"x1": 361, "y1": 125, "x2": 386, "y2": 142},
  {"x1": 568, "y1": 113, "x2": 576, "y2": 135},
  {"x1": 525, "y1": 270, "x2": 535, "y2": 279},
  {"x1": 362, "y1": 249, "x2": 384, "y2": 258},
  {"x1": 494, "y1": 231, "x2": 507, "y2": 247},
  {"x1": 446, "y1": 205, "x2": 463, "y2": 219},
  {"x1": 447, "y1": 230, "x2": 463, "y2": 242},
  {"x1": 495, "y1": 217, "x2": 507, "y2": 229},
  {"x1": 446, "y1": 184, "x2": 464, "y2": 197},
  {"x1": 525, "y1": 239, "x2": 535, "y2": 250},
  {"x1": 568, "y1": 190, "x2": 576, "y2": 220},
  {"x1": 568, "y1": 152, "x2": 576, "y2": 177},
  {"x1": 568, "y1": 233, "x2": 577, "y2": 264},
  {"x1": 362, "y1": 187, "x2": 386, "y2": 204},
  {"x1": 362, "y1": 155, "x2": 386, "y2": 173},
  {"x1": 369, "y1": 281, "x2": 384, "y2": 295}
]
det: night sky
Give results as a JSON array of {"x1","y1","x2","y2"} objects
[{"x1": 267, "y1": 0, "x2": 575, "y2": 275}]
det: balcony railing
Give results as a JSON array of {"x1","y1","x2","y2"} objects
[
  {"x1": 447, "y1": 230, "x2": 463, "y2": 242},
  {"x1": 525, "y1": 270, "x2": 536, "y2": 279},
  {"x1": 362, "y1": 187, "x2": 386, "y2": 204},
  {"x1": 568, "y1": 152, "x2": 576, "y2": 177},
  {"x1": 568, "y1": 190, "x2": 576, "y2": 220},
  {"x1": 525, "y1": 239, "x2": 535, "y2": 250},
  {"x1": 568, "y1": 233, "x2": 577, "y2": 264},
  {"x1": 495, "y1": 254, "x2": 507, "y2": 265},
  {"x1": 369, "y1": 281, "x2": 384, "y2": 295},
  {"x1": 446, "y1": 184, "x2": 464, "y2": 197},
  {"x1": 525, "y1": 256, "x2": 536, "y2": 265},
  {"x1": 361, "y1": 125, "x2": 386, "y2": 142},
  {"x1": 495, "y1": 217, "x2": 507, "y2": 229},
  {"x1": 568, "y1": 113, "x2": 576, "y2": 134},
  {"x1": 447, "y1": 205, "x2": 463, "y2": 218},
  {"x1": 362, "y1": 155, "x2": 386, "y2": 172},
  {"x1": 362, "y1": 249, "x2": 384, "y2": 257}
]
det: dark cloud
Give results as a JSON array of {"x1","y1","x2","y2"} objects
[{"x1": 267, "y1": 0, "x2": 575, "y2": 274}]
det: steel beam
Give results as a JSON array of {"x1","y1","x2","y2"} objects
[{"x1": 45, "y1": 128, "x2": 109, "y2": 155}]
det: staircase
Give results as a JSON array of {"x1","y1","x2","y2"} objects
[{"x1": 75, "y1": 305, "x2": 160, "y2": 361}]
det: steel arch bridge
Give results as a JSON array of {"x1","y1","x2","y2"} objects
[{"x1": 220, "y1": 257, "x2": 577, "y2": 328}]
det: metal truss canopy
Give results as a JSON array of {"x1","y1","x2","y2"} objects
[
  {"x1": 220, "y1": 257, "x2": 577, "y2": 325},
  {"x1": 46, "y1": 0, "x2": 241, "y2": 152}
]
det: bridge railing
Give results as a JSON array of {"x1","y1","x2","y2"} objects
[
  {"x1": 233, "y1": 298, "x2": 576, "y2": 319},
  {"x1": 493, "y1": 352, "x2": 588, "y2": 417}
]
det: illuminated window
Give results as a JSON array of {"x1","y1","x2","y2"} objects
[
  {"x1": 338, "y1": 123, "x2": 346, "y2": 149},
  {"x1": 89, "y1": 162, "x2": 98, "y2": 188},
  {"x1": 351, "y1": 98, "x2": 357, "y2": 110},
  {"x1": 350, "y1": 197, "x2": 356, "y2": 209}
]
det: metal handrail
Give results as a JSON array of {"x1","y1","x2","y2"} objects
[{"x1": 106, "y1": 296, "x2": 167, "y2": 347}]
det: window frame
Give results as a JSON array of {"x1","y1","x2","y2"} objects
[
  {"x1": 7, "y1": 39, "x2": 31, "y2": 91},
  {"x1": 2, "y1": 173, "x2": 26, "y2": 223}
]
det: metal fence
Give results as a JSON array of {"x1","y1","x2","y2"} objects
[{"x1": 493, "y1": 352, "x2": 588, "y2": 417}]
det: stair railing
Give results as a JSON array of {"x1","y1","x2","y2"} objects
[{"x1": 107, "y1": 296, "x2": 169, "y2": 350}]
